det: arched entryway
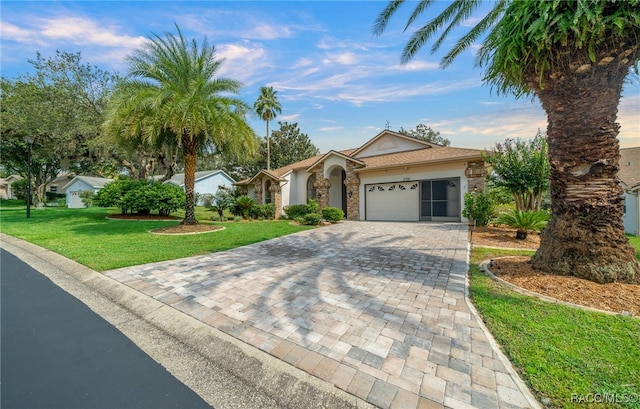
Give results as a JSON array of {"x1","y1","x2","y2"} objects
[
  {"x1": 264, "y1": 179, "x2": 272, "y2": 204},
  {"x1": 306, "y1": 174, "x2": 316, "y2": 203},
  {"x1": 327, "y1": 166, "x2": 347, "y2": 215}
]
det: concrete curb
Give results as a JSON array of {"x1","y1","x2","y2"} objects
[{"x1": 0, "y1": 233, "x2": 374, "y2": 409}]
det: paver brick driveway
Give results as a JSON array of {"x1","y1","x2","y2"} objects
[{"x1": 105, "y1": 221, "x2": 536, "y2": 409}]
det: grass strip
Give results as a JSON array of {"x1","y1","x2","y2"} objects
[
  {"x1": 469, "y1": 249, "x2": 640, "y2": 409},
  {"x1": 0, "y1": 207, "x2": 311, "y2": 271}
]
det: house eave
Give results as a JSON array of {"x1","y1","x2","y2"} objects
[{"x1": 354, "y1": 154, "x2": 483, "y2": 173}]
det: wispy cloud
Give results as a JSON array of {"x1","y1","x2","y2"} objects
[
  {"x1": 279, "y1": 113, "x2": 301, "y2": 122},
  {"x1": 318, "y1": 126, "x2": 344, "y2": 132},
  {"x1": 392, "y1": 60, "x2": 441, "y2": 71},
  {"x1": 430, "y1": 104, "x2": 547, "y2": 148},
  {"x1": 1, "y1": 13, "x2": 146, "y2": 69},
  {"x1": 322, "y1": 51, "x2": 358, "y2": 65},
  {"x1": 0, "y1": 22, "x2": 40, "y2": 44},
  {"x1": 216, "y1": 42, "x2": 271, "y2": 85},
  {"x1": 39, "y1": 16, "x2": 146, "y2": 48},
  {"x1": 618, "y1": 94, "x2": 640, "y2": 148}
]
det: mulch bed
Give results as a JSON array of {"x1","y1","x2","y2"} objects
[
  {"x1": 150, "y1": 224, "x2": 223, "y2": 235},
  {"x1": 107, "y1": 214, "x2": 182, "y2": 221},
  {"x1": 488, "y1": 257, "x2": 640, "y2": 316},
  {"x1": 469, "y1": 225, "x2": 540, "y2": 249},
  {"x1": 470, "y1": 226, "x2": 640, "y2": 317}
]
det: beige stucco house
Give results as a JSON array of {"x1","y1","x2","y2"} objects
[
  {"x1": 0, "y1": 175, "x2": 23, "y2": 200},
  {"x1": 237, "y1": 130, "x2": 487, "y2": 222}
]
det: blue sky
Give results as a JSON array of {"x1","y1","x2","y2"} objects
[{"x1": 1, "y1": 1, "x2": 638, "y2": 152}]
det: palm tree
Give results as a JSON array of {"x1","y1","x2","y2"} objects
[
  {"x1": 374, "y1": 0, "x2": 640, "y2": 284},
  {"x1": 253, "y1": 86, "x2": 282, "y2": 170},
  {"x1": 103, "y1": 26, "x2": 258, "y2": 225}
]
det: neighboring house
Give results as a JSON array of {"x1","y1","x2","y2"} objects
[
  {"x1": 0, "y1": 175, "x2": 23, "y2": 199},
  {"x1": 620, "y1": 146, "x2": 640, "y2": 236},
  {"x1": 46, "y1": 173, "x2": 75, "y2": 196},
  {"x1": 236, "y1": 130, "x2": 487, "y2": 222},
  {"x1": 163, "y1": 170, "x2": 236, "y2": 205},
  {"x1": 62, "y1": 176, "x2": 114, "y2": 208}
]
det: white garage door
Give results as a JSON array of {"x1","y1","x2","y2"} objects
[
  {"x1": 68, "y1": 191, "x2": 86, "y2": 208},
  {"x1": 365, "y1": 182, "x2": 419, "y2": 221}
]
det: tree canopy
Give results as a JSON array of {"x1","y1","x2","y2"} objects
[
  {"x1": 0, "y1": 51, "x2": 119, "y2": 204},
  {"x1": 103, "y1": 25, "x2": 258, "y2": 224},
  {"x1": 484, "y1": 131, "x2": 550, "y2": 212},
  {"x1": 398, "y1": 124, "x2": 450, "y2": 146},
  {"x1": 254, "y1": 86, "x2": 282, "y2": 170},
  {"x1": 217, "y1": 121, "x2": 320, "y2": 181}
]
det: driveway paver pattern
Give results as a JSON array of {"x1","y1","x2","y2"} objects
[{"x1": 105, "y1": 221, "x2": 536, "y2": 409}]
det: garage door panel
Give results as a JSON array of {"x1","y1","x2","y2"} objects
[{"x1": 365, "y1": 182, "x2": 419, "y2": 221}]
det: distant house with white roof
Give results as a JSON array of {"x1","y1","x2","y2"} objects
[
  {"x1": 62, "y1": 176, "x2": 114, "y2": 208},
  {"x1": 163, "y1": 170, "x2": 236, "y2": 205}
]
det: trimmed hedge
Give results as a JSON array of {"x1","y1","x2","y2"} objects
[
  {"x1": 94, "y1": 179, "x2": 185, "y2": 216},
  {"x1": 303, "y1": 213, "x2": 322, "y2": 226},
  {"x1": 322, "y1": 207, "x2": 344, "y2": 223}
]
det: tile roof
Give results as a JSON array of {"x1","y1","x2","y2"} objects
[
  {"x1": 236, "y1": 149, "x2": 356, "y2": 185},
  {"x1": 619, "y1": 147, "x2": 640, "y2": 190},
  {"x1": 236, "y1": 142, "x2": 483, "y2": 184},
  {"x1": 356, "y1": 146, "x2": 484, "y2": 171}
]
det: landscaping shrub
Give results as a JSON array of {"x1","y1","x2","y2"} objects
[
  {"x1": 80, "y1": 190, "x2": 95, "y2": 207},
  {"x1": 322, "y1": 207, "x2": 344, "y2": 223},
  {"x1": 93, "y1": 179, "x2": 185, "y2": 216},
  {"x1": 303, "y1": 213, "x2": 321, "y2": 226},
  {"x1": 234, "y1": 196, "x2": 256, "y2": 219},
  {"x1": 495, "y1": 209, "x2": 549, "y2": 240},
  {"x1": 284, "y1": 199, "x2": 320, "y2": 219},
  {"x1": 200, "y1": 193, "x2": 213, "y2": 207},
  {"x1": 259, "y1": 203, "x2": 276, "y2": 220},
  {"x1": 307, "y1": 199, "x2": 319, "y2": 214},
  {"x1": 156, "y1": 183, "x2": 185, "y2": 216},
  {"x1": 284, "y1": 204, "x2": 309, "y2": 219},
  {"x1": 462, "y1": 192, "x2": 493, "y2": 227},
  {"x1": 94, "y1": 179, "x2": 136, "y2": 213},
  {"x1": 211, "y1": 188, "x2": 234, "y2": 220}
]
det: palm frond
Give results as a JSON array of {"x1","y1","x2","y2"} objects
[{"x1": 372, "y1": 0, "x2": 405, "y2": 36}]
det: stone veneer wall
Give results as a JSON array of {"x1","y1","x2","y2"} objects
[
  {"x1": 466, "y1": 161, "x2": 487, "y2": 193},
  {"x1": 269, "y1": 182, "x2": 282, "y2": 219},
  {"x1": 254, "y1": 177, "x2": 263, "y2": 204},
  {"x1": 312, "y1": 164, "x2": 331, "y2": 210},
  {"x1": 344, "y1": 161, "x2": 360, "y2": 220}
]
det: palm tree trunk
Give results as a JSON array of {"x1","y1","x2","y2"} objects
[
  {"x1": 531, "y1": 68, "x2": 639, "y2": 283},
  {"x1": 181, "y1": 135, "x2": 199, "y2": 225},
  {"x1": 266, "y1": 119, "x2": 270, "y2": 170}
]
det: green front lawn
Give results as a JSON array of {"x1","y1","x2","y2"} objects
[
  {"x1": 629, "y1": 235, "x2": 640, "y2": 260},
  {"x1": 0, "y1": 207, "x2": 311, "y2": 271},
  {"x1": 470, "y1": 248, "x2": 640, "y2": 409}
]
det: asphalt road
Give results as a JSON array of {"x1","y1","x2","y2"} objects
[{"x1": 0, "y1": 248, "x2": 213, "y2": 409}]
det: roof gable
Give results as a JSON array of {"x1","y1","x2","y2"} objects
[
  {"x1": 351, "y1": 130, "x2": 439, "y2": 159},
  {"x1": 305, "y1": 150, "x2": 365, "y2": 172},
  {"x1": 62, "y1": 175, "x2": 114, "y2": 191},
  {"x1": 165, "y1": 170, "x2": 235, "y2": 186},
  {"x1": 245, "y1": 169, "x2": 287, "y2": 185}
]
